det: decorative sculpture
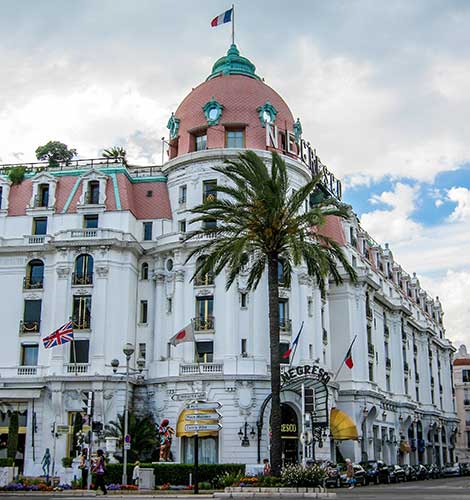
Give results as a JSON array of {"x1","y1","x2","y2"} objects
[
  {"x1": 158, "y1": 419, "x2": 175, "y2": 462},
  {"x1": 41, "y1": 448, "x2": 51, "y2": 476}
]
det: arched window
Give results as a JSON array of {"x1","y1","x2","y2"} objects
[
  {"x1": 25, "y1": 259, "x2": 44, "y2": 289},
  {"x1": 194, "y1": 256, "x2": 214, "y2": 286},
  {"x1": 73, "y1": 254, "x2": 94, "y2": 285},
  {"x1": 141, "y1": 262, "x2": 149, "y2": 280}
]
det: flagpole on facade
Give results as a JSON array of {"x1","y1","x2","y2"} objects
[
  {"x1": 231, "y1": 4, "x2": 235, "y2": 45},
  {"x1": 333, "y1": 335, "x2": 357, "y2": 381}
]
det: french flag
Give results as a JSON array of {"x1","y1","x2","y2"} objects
[
  {"x1": 211, "y1": 8, "x2": 233, "y2": 27},
  {"x1": 282, "y1": 323, "x2": 304, "y2": 360}
]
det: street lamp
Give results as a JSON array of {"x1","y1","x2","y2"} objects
[{"x1": 110, "y1": 343, "x2": 145, "y2": 486}]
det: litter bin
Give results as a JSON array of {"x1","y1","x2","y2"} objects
[{"x1": 139, "y1": 468, "x2": 155, "y2": 490}]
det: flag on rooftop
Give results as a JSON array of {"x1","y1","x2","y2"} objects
[{"x1": 211, "y1": 8, "x2": 233, "y2": 27}]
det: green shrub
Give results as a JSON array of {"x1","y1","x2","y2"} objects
[
  {"x1": 257, "y1": 475, "x2": 283, "y2": 487},
  {"x1": 7, "y1": 166, "x2": 26, "y2": 185},
  {"x1": 7, "y1": 413, "x2": 18, "y2": 460},
  {"x1": 198, "y1": 481, "x2": 212, "y2": 490},
  {"x1": 0, "y1": 458, "x2": 14, "y2": 467},
  {"x1": 214, "y1": 470, "x2": 244, "y2": 488},
  {"x1": 62, "y1": 457, "x2": 73, "y2": 468},
  {"x1": 281, "y1": 464, "x2": 325, "y2": 487}
]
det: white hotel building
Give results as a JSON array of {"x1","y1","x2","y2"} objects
[{"x1": 0, "y1": 45, "x2": 457, "y2": 476}]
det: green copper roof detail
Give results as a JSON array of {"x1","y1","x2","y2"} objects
[{"x1": 207, "y1": 44, "x2": 261, "y2": 81}]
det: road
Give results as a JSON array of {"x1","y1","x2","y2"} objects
[{"x1": 336, "y1": 475, "x2": 470, "y2": 499}]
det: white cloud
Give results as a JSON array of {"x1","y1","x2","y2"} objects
[
  {"x1": 359, "y1": 183, "x2": 422, "y2": 244},
  {"x1": 448, "y1": 186, "x2": 470, "y2": 222}
]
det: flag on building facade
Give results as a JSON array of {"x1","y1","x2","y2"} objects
[
  {"x1": 282, "y1": 324, "x2": 304, "y2": 359},
  {"x1": 211, "y1": 8, "x2": 233, "y2": 27},
  {"x1": 169, "y1": 322, "x2": 195, "y2": 346},
  {"x1": 42, "y1": 321, "x2": 74, "y2": 349},
  {"x1": 345, "y1": 345, "x2": 354, "y2": 369}
]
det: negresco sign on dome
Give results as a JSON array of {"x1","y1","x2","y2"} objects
[{"x1": 266, "y1": 122, "x2": 343, "y2": 201}]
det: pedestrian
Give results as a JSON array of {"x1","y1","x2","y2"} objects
[
  {"x1": 345, "y1": 458, "x2": 355, "y2": 490},
  {"x1": 132, "y1": 461, "x2": 140, "y2": 487},
  {"x1": 263, "y1": 458, "x2": 271, "y2": 476},
  {"x1": 92, "y1": 449, "x2": 107, "y2": 495},
  {"x1": 79, "y1": 448, "x2": 88, "y2": 489}
]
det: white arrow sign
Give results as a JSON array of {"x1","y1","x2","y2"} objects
[
  {"x1": 171, "y1": 392, "x2": 207, "y2": 401},
  {"x1": 185, "y1": 401, "x2": 222, "y2": 410},
  {"x1": 185, "y1": 412, "x2": 221, "y2": 421},
  {"x1": 184, "y1": 423, "x2": 222, "y2": 432}
]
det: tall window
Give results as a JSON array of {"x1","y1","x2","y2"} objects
[
  {"x1": 225, "y1": 129, "x2": 245, "y2": 148},
  {"x1": 463, "y1": 370, "x2": 470, "y2": 383},
  {"x1": 69, "y1": 339, "x2": 89, "y2": 364},
  {"x1": 179, "y1": 185, "x2": 187, "y2": 204},
  {"x1": 33, "y1": 217, "x2": 47, "y2": 235},
  {"x1": 143, "y1": 222, "x2": 153, "y2": 241},
  {"x1": 72, "y1": 295, "x2": 92, "y2": 330},
  {"x1": 195, "y1": 341, "x2": 213, "y2": 363},
  {"x1": 279, "y1": 299, "x2": 290, "y2": 332},
  {"x1": 194, "y1": 256, "x2": 214, "y2": 286},
  {"x1": 140, "y1": 300, "x2": 148, "y2": 324},
  {"x1": 21, "y1": 344, "x2": 39, "y2": 366},
  {"x1": 195, "y1": 296, "x2": 214, "y2": 330},
  {"x1": 278, "y1": 260, "x2": 287, "y2": 286},
  {"x1": 386, "y1": 374, "x2": 391, "y2": 392},
  {"x1": 73, "y1": 254, "x2": 94, "y2": 285},
  {"x1": 368, "y1": 362, "x2": 374, "y2": 382},
  {"x1": 194, "y1": 133, "x2": 207, "y2": 152},
  {"x1": 141, "y1": 263, "x2": 149, "y2": 280},
  {"x1": 25, "y1": 259, "x2": 44, "y2": 289},
  {"x1": 84, "y1": 214, "x2": 98, "y2": 229},
  {"x1": 179, "y1": 220, "x2": 187, "y2": 233},
  {"x1": 87, "y1": 181, "x2": 100, "y2": 204},
  {"x1": 22, "y1": 300, "x2": 42, "y2": 333},
  {"x1": 202, "y1": 180, "x2": 217, "y2": 202},
  {"x1": 37, "y1": 184, "x2": 49, "y2": 207}
]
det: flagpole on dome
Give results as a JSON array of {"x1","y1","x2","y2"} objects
[{"x1": 231, "y1": 4, "x2": 235, "y2": 45}]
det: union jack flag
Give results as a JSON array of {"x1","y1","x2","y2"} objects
[{"x1": 42, "y1": 321, "x2": 74, "y2": 349}]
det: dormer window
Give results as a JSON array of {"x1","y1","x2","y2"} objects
[
  {"x1": 87, "y1": 181, "x2": 100, "y2": 204},
  {"x1": 36, "y1": 184, "x2": 49, "y2": 208}
]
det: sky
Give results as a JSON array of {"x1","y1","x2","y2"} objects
[{"x1": 0, "y1": 0, "x2": 469, "y2": 346}]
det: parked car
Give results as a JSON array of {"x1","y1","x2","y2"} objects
[
  {"x1": 360, "y1": 460, "x2": 391, "y2": 484},
  {"x1": 459, "y1": 462, "x2": 470, "y2": 476},
  {"x1": 324, "y1": 463, "x2": 342, "y2": 488},
  {"x1": 402, "y1": 464, "x2": 417, "y2": 481},
  {"x1": 339, "y1": 464, "x2": 368, "y2": 487},
  {"x1": 442, "y1": 463, "x2": 461, "y2": 477},
  {"x1": 412, "y1": 464, "x2": 429, "y2": 480},
  {"x1": 388, "y1": 464, "x2": 406, "y2": 483},
  {"x1": 426, "y1": 464, "x2": 442, "y2": 479}
]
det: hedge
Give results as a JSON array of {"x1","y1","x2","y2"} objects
[
  {"x1": 0, "y1": 458, "x2": 14, "y2": 467},
  {"x1": 103, "y1": 463, "x2": 245, "y2": 486}
]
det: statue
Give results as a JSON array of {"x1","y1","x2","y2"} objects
[
  {"x1": 158, "y1": 419, "x2": 175, "y2": 462},
  {"x1": 41, "y1": 448, "x2": 51, "y2": 476}
]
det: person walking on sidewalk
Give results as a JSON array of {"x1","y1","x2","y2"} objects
[
  {"x1": 92, "y1": 449, "x2": 107, "y2": 495},
  {"x1": 132, "y1": 461, "x2": 140, "y2": 487},
  {"x1": 346, "y1": 458, "x2": 356, "y2": 490},
  {"x1": 79, "y1": 448, "x2": 88, "y2": 489}
]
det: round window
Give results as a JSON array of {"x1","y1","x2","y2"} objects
[
  {"x1": 208, "y1": 108, "x2": 219, "y2": 121},
  {"x1": 166, "y1": 259, "x2": 174, "y2": 272}
]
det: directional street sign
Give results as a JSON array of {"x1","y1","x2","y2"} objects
[
  {"x1": 185, "y1": 412, "x2": 221, "y2": 421},
  {"x1": 185, "y1": 401, "x2": 222, "y2": 411},
  {"x1": 184, "y1": 423, "x2": 222, "y2": 432},
  {"x1": 171, "y1": 392, "x2": 207, "y2": 401}
]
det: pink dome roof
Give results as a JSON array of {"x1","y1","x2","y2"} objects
[{"x1": 169, "y1": 46, "x2": 295, "y2": 159}]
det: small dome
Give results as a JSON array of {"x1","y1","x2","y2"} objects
[{"x1": 168, "y1": 45, "x2": 295, "y2": 159}]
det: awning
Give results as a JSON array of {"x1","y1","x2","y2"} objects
[
  {"x1": 176, "y1": 409, "x2": 219, "y2": 438},
  {"x1": 0, "y1": 388, "x2": 43, "y2": 400},
  {"x1": 330, "y1": 408, "x2": 359, "y2": 441}
]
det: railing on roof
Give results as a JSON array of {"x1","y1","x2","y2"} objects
[{"x1": 0, "y1": 158, "x2": 164, "y2": 178}]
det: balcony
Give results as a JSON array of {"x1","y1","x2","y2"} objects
[
  {"x1": 72, "y1": 272, "x2": 93, "y2": 286},
  {"x1": 17, "y1": 366, "x2": 38, "y2": 376},
  {"x1": 386, "y1": 357, "x2": 392, "y2": 369},
  {"x1": 384, "y1": 325, "x2": 390, "y2": 338},
  {"x1": 26, "y1": 235, "x2": 47, "y2": 245},
  {"x1": 322, "y1": 328, "x2": 328, "y2": 345},
  {"x1": 180, "y1": 362, "x2": 223, "y2": 375},
  {"x1": 19, "y1": 320, "x2": 40, "y2": 334},
  {"x1": 193, "y1": 316, "x2": 215, "y2": 332},
  {"x1": 280, "y1": 319, "x2": 292, "y2": 333},
  {"x1": 368, "y1": 343, "x2": 375, "y2": 356},
  {"x1": 71, "y1": 229, "x2": 98, "y2": 238},
  {"x1": 404, "y1": 361, "x2": 409, "y2": 372},
  {"x1": 194, "y1": 273, "x2": 214, "y2": 286},
  {"x1": 23, "y1": 277, "x2": 44, "y2": 290},
  {"x1": 72, "y1": 319, "x2": 91, "y2": 331},
  {"x1": 65, "y1": 363, "x2": 90, "y2": 374}
]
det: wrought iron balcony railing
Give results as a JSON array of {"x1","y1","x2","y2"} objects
[
  {"x1": 19, "y1": 320, "x2": 40, "y2": 334},
  {"x1": 72, "y1": 272, "x2": 93, "y2": 286},
  {"x1": 72, "y1": 319, "x2": 91, "y2": 331},
  {"x1": 280, "y1": 319, "x2": 292, "y2": 333},
  {"x1": 194, "y1": 273, "x2": 214, "y2": 286},
  {"x1": 193, "y1": 316, "x2": 215, "y2": 332},
  {"x1": 23, "y1": 276, "x2": 44, "y2": 290}
]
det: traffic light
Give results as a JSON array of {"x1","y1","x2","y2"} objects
[
  {"x1": 81, "y1": 391, "x2": 94, "y2": 416},
  {"x1": 304, "y1": 388, "x2": 315, "y2": 414}
]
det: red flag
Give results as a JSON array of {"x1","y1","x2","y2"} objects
[
  {"x1": 169, "y1": 322, "x2": 194, "y2": 346},
  {"x1": 345, "y1": 346, "x2": 354, "y2": 369}
]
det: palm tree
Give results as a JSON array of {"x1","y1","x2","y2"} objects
[
  {"x1": 102, "y1": 146, "x2": 127, "y2": 165},
  {"x1": 106, "y1": 412, "x2": 158, "y2": 462},
  {"x1": 184, "y1": 151, "x2": 356, "y2": 475}
]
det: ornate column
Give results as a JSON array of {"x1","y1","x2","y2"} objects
[
  {"x1": 90, "y1": 260, "x2": 110, "y2": 371},
  {"x1": 153, "y1": 269, "x2": 167, "y2": 363}
]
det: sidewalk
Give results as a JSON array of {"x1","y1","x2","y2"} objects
[{"x1": 0, "y1": 491, "x2": 214, "y2": 498}]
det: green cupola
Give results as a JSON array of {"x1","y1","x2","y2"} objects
[{"x1": 207, "y1": 44, "x2": 261, "y2": 81}]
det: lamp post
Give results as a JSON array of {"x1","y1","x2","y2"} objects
[{"x1": 110, "y1": 343, "x2": 145, "y2": 486}]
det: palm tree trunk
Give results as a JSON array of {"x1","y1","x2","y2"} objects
[{"x1": 267, "y1": 255, "x2": 282, "y2": 476}]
